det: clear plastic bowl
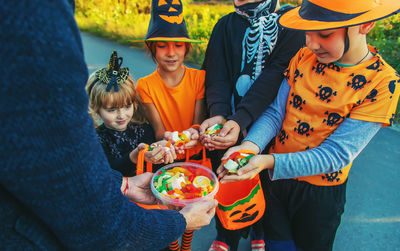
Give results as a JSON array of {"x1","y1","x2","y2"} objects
[{"x1": 151, "y1": 162, "x2": 219, "y2": 209}]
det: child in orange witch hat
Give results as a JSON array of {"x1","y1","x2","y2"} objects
[
  {"x1": 217, "y1": 0, "x2": 400, "y2": 250},
  {"x1": 130, "y1": 0, "x2": 207, "y2": 250},
  {"x1": 131, "y1": 0, "x2": 206, "y2": 158}
]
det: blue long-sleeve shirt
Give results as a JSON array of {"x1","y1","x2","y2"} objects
[{"x1": 245, "y1": 79, "x2": 382, "y2": 180}]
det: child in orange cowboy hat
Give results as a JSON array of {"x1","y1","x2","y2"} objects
[{"x1": 216, "y1": 0, "x2": 400, "y2": 250}]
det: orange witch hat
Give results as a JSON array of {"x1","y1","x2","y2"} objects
[{"x1": 278, "y1": 0, "x2": 400, "y2": 31}]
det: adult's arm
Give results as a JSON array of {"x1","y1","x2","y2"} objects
[
  {"x1": 228, "y1": 28, "x2": 305, "y2": 130},
  {"x1": 0, "y1": 1, "x2": 185, "y2": 250}
]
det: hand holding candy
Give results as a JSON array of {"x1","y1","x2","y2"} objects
[
  {"x1": 216, "y1": 141, "x2": 261, "y2": 179},
  {"x1": 199, "y1": 115, "x2": 225, "y2": 148},
  {"x1": 218, "y1": 154, "x2": 275, "y2": 184},
  {"x1": 181, "y1": 127, "x2": 200, "y2": 149},
  {"x1": 221, "y1": 149, "x2": 256, "y2": 174},
  {"x1": 164, "y1": 127, "x2": 200, "y2": 154},
  {"x1": 146, "y1": 140, "x2": 176, "y2": 164},
  {"x1": 207, "y1": 120, "x2": 240, "y2": 150}
]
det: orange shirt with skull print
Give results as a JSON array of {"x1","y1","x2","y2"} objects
[{"x1": 270, "y1": 46, "x2": 400, "y2": 186}]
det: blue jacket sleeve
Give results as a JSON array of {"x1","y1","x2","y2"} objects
[{"x1": 0, "y1": 1, "x2": 185, "y2": 250}]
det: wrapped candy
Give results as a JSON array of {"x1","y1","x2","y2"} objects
[
  {"x1": 222, "y1": 150, "x2": 256, "y2": 174},
  {"x1": 153, "y1": 165, "x2": 215, "y2": 200},
  {"x1": 171, "y1": 130, "x2": 191, "y2": 147},
  {"x1": 205, "y1": 120, "x2": 226, "y2": 137}
]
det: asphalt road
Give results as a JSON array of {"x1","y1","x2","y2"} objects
[{"x1": 81, "y1": 32, "x2": 400, "y2": 251}]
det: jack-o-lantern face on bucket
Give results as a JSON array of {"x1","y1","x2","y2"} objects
[
  {"x1": 157, "y1": 0, "x2": 183, "y2": 24},
  {"x1": 216, "y1": 176, "x2": 265, "y2": 230},
  {"x1": 229, "y1": 203, "x2": 259, "y2": 223}
]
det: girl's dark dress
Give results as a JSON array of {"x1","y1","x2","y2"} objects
[{"x1": 96, "y1": 122, "x2": 155, "y2": 176}]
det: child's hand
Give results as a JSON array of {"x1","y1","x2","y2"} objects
[
  {"x1": 160, "y1": 140, "x2": 177, "y2": 164},
  {"x1": 199, "y1": 115, "x2": 225, "y2": 149},
  {"x1": 216, "y1": 141, "x2": 260, "y2": 179},
  {"x1": 208, "y1": 120, "x2": 240, "y2": 150},
  {"x1": 163, "y1": 131, "x2": 173, "y2": 141},
  {"x1": 182, "y1": 127, "x2": 199, "y2": 150},
  {"x1": 218, "y1": 154, "x2": 275, "y2": 184},
  {"x1": 145, "y1": 141, "x2": 175, "y2": 164},
  {"x1": 156, "y1": 140, "x2": 177, "y2": 164}
]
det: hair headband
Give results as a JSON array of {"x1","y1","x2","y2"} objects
[{"x1": 88, "y1": 50, "x2": 129, "y2": 95}]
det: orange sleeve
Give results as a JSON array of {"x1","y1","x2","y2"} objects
[
  {"x1": 136, "y1": 77, "x2": 154, "y2": 104},
  {"x1": 195, "y1": 70, "x2": 205, "y2": 100},
  {"x1": 284, "y1": 47, "x2": 306, "y2": 88},
  {"x1": 350, "y1": 73, "x2": 400, "y2": 126}
]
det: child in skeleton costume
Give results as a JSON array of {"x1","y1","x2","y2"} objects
[
  {"x1": 86, "y1": 51, "x2": 176, "y2": 177},
  {"x1": 217, "y1": 0, "x2": 400, "y2": 250},
  {"x1": 200, "y1": 0, "x2": 305, "y2": 250}
]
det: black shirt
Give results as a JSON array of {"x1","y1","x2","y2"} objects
[
  {"x1": 96, "y1": 122, "x2": 155, "y2": 176},
  {"x1": 202, "y1": 7, "x2": 305, "y2": 131}
]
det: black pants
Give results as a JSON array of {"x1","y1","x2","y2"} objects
[
  {"x1": 215, "y1": 213, "x2": 264, "y2": 251},
  {"x1": 262, "y1": 177, "x2": 347, "y2": 251}
]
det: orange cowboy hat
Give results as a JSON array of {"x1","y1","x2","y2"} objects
[
  {"x1": 129, "y1": 0, "x2": 203, "y2": 43},
  {"x1": 278, "y1": 0, "x2": 400, "y2": 31}
]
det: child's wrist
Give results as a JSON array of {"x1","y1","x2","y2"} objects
[
  {"x1": 129, "y1": 148, "x2": 139, "y2": 164},
  {"x1": 241, "y1": 140, "x2": 261, "y2": 154},
  {"x1": 262, "y1": 154, "x2": 275, "y2": 171}
]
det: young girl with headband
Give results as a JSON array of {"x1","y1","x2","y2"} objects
[{"x1": 86, "y1": 50, "x2": 176, "y2": 177}]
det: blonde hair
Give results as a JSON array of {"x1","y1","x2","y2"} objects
[{"x1": 86, "y1": 72, "x2": 146, "y2": 127}]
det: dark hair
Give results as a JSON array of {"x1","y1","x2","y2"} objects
[{"x1": 145, "y1": 41, "x2": 192, "y2": 64}]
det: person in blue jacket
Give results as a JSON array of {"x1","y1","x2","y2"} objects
[{"x1": 0, "y1": 1, "x2": 217, "y2": 250}]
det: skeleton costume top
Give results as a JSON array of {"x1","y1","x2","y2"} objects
[{"x1": 202, "y1": 1, "x2": 305, "y2": 131}]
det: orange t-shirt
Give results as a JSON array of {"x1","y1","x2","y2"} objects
[
  {"x1": 270, "y1": 46, "x2": 400, "y2": 186},
  {"x1": 136, "y1": 66, "x2": 205, "y2": 132}
]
